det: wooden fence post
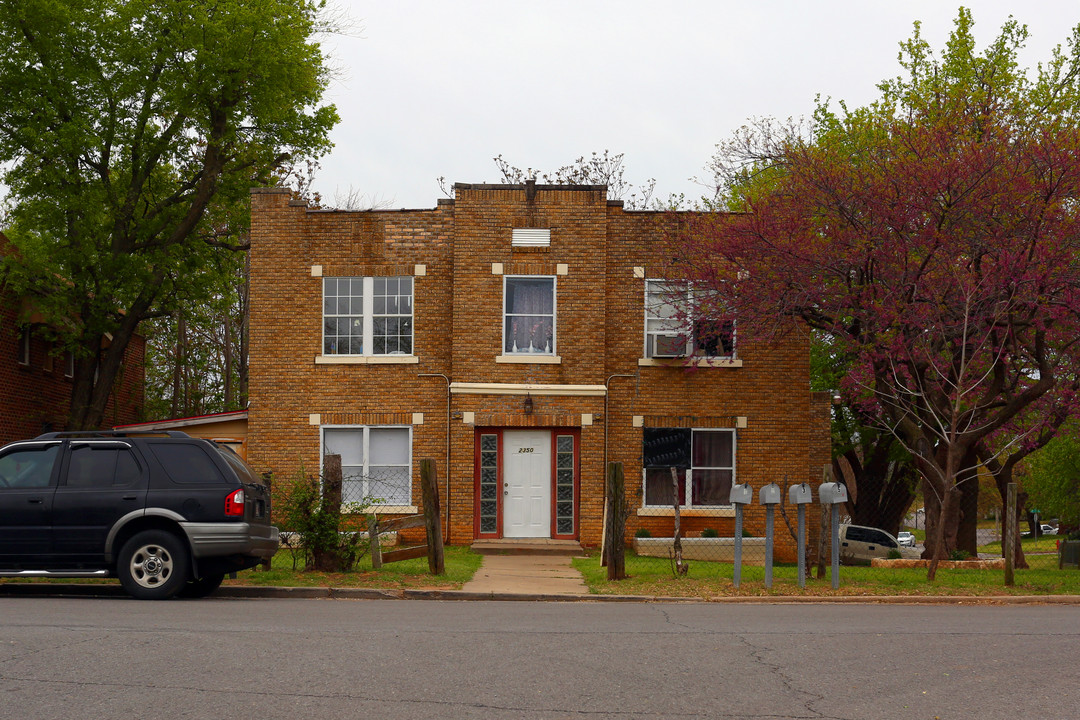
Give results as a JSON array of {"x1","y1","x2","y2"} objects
[
  {"x1": 606, "y1": 462, "x2": 626, "y2": 581},
  {"x1": 421, "y1": 458, "x2": 445, "y2": 575},
  {"x1": 312, "y1": 454, "x2": 343, "y2": 572}
]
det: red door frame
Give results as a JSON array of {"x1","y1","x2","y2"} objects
[{"x1": 472, "y1": 427, "x2": 580, "y2": 540}]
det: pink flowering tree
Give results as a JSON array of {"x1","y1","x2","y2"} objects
[{"x1": 675, "y1": 10, "x2": 1080, "y2": 578}]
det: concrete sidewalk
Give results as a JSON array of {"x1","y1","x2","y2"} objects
[{"x1": 461, "y1": 554, "x2": 588, "y2": 595}]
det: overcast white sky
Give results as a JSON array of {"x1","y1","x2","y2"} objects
[{"x1": 313, "y1": 1, "x2": 1076, "y2": 209}]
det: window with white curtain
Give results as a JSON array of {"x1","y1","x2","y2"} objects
[{"x1": 503, "y1": 276, "x2": 555, "y2": 355}]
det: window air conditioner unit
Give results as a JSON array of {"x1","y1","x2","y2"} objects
[{"x1": 651, "y1": 333, "x2": 687, "y2": 358}]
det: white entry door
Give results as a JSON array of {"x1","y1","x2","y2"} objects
[{"x1": 502, "y1": 430, "x2": 551, "y2": 538}]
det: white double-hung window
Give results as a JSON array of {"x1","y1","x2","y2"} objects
[
  {"x1": 322, "y1": 426, "x2": 412, "y2": 507},
  {"x1": 503, "y1": 276, "x2": 556, "y2": 355},
  {"x1": 644, "y1": 280, "x2": 734, "y2": 358},
  {"x1": 323, "y1": 277, "x2": 413, "y2": 356}
]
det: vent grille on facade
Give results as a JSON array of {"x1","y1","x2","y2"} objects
[{"x1": 512, "y1": 228, "x2": 551, "y2": 247}]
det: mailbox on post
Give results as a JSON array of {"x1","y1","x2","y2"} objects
[
  {"x1": 759, "y1": 483, "x2": 781, "y2": 505},
  {"x1": 819, "y1": 482, "x2": 848, "y2": 505},
  {"x1": 759, "y1": 483, "x2": 781, "y2": 588},
  {"x1": 788, "y1": 483, "x2": 813, "y2": 505},
  {"x1": 729, "y1": 483, "x2": 752, "y2": 587},
  {"x1": 788, "y1": 483, "x2": 812, "y2": 588},
  {"x1": 729, "y1": 483, "x2": 752, "y2": 505},
  {"x1": 819, "y1": 481, "x2": 848, "y2": 589}
]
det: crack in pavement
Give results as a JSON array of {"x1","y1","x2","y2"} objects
[{"x1": 734, "y1": 633, "x2": 851, "y2": 720}]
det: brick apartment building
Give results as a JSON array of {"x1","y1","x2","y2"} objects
[
  {"x1": 1, "y1": 270, "x2": 145, "y2": 444},
  {"x1": 248, "y1": 183, "x2": 830, "y2": 555}
]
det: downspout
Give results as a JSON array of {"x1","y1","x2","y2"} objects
[
  {"x1": 419, "y1": 373, "x2": 452, "y2": 543},
  {"x1": 602, "y1": 372, "x2": 638, "y2": 558}
]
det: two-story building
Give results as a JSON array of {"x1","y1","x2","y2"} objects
[
  {"x1": 1, "y1": 234, "x2": 145, "y2": 444},
  {"x1": 248, "y1": 182, "x2": 830, "y2": 556}
]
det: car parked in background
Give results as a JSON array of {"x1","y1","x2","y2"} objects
[
  {"x1": 0, "y1": 431, "x2": 278, "y2": 599},
  {"x1": 839, "y1": 524, "x2": 921, "y2": 565},
  {"x1": 1041, "y1": 524, "x2": 1058, "y2": 535},
  {"x1": 897, "y1": 531, "x2": 917, "y2": 547}
]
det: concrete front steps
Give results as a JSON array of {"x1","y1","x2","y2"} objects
[{"x1": 470, "y1": 539, "x2": 585, "y2": 556}]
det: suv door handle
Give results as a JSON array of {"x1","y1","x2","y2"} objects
[
  {"x1": 27, "y1": 497, "x2": 44, "y2": 504},
  {"x1": 122, "y1": 495, "x2": 137, "y2": 501}
]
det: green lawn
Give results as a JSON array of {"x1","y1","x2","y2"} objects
[
  {"x1": 6, "y1": 542, "x2": 1077, "y2": 599},
  {"x1": 571, "y1": 550, "x2": 1080, "y2": 599},
  {"x1": 223, "y1": 545, "x2": 483, "y2": 589}
]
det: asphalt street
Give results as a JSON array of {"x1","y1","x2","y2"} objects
[{"x1": 1, "y1": 597, "x2": 1075, "y2": 719}]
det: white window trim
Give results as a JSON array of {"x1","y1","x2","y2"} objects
[
  {"x1": 641, "y1": 428, "x2": 737, "y2": 510},
  {"x1": 502, "y1": 275, "x2": 557, "y2": 356},
  {"x1": 320, "y1": 424, "x2": 414, "y2": 508},
  {"x1": 320, "y1": 276, "x2": 415, "y2": 360},
  {"x1": 643, "y1": 279, "x2": 736, "y2": 361}
]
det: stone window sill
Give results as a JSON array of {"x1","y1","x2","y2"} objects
[
  {"x1": 638, "y1": 357, "x2": 742, "y2": 368},
  {"x1": 315, "y1": 355, "x2": 419, "y2": 365},
  {"x1": 496, "y1": 355, "x2": 562, "y2": 364}
]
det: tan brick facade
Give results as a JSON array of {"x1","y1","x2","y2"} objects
[{"x1": 248, "y1": 184, "x2": 830, "y2": 560}]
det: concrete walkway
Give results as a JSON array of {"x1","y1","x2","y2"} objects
[{"x1": 461, "y1": 554, "x2": 588, "y2": 595}]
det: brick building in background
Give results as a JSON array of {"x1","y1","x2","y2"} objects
[
  {"x1": 1, "y1": 249, "x2": 145, "y2": 444},
  {"x1": 248, "y1": 183, "x2": 830, "y2": 557}
]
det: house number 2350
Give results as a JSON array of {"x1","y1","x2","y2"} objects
[{"x1": 517, "y1": 447, "x2": 535, "y2": 453}]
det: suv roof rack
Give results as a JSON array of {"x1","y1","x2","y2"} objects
[{"x1": 34, "y1": 430, "x2": 193, "y2": 439}]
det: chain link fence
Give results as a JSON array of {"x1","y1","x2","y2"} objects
[{"x1": 613, "y1": 467, "x2": 1016, "y2": 588}]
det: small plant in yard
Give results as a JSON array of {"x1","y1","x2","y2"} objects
[
  {"x1": 949, "y1": 549, "x2": 972, "y2": 562},
  {"x1": 887, "y1": 549, "x2": 903, "y2": 560},
  {"x1": 701, "y1": 527, "x2": 719, "y2": 538},
  {"x1": 276, "y1": 468, "x2": 371, "y2": 572},
  {"x1": 635, "y1": 528, "x2": 652, "y2": 538}
]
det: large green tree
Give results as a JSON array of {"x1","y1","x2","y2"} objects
[{"x1": 0, "y1": 0, "x2": 338, "y2": 429}]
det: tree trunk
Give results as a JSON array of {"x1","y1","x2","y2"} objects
[
  {"x1": 957, "y1": 465, "x2": 980, "y2": 557},
  {"x1": 238, "y1": 252, "x2": 250, "y2": 408},
  {"x1": 223, "y1": 312, "x2": 233, "y2": 409},
  {"x1": 928, "y1": 485, "x2": 961, "y2": 581}
]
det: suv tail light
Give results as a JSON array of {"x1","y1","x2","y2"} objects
[{"x1": 225, "y1": 488, "x2": 245, "y2": 517}]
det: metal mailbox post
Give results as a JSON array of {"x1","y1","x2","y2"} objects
[
  {"x1": 759, "y1": 483, "x2": 781, "y2": 588},
  {"x1": 788, "y1": 483, "x2": 813, "y2": 588},
  {"x1": 729, "y1": 483, "x2": 753, "y2": 587},
  {"x1": 818, "y1": 481, "x2": 849, "y2": 589}
]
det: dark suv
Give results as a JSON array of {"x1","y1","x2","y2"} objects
[{"x1": 0, "y1": 431, "x2": 278, "y2": 599}]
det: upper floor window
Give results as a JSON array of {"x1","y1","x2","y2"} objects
[
  {"x1": 504, "y1": 276, "x2": 555, "y2": 355},
  {"x1": 644, "y1": 280, "x2": 734, "y2": 359},
  {"x1": 642, "y1": 428, "x2": 735, "y2": 508},
  {"x1": 323, "y1": 277, "x2": 413, "y2": 356}
]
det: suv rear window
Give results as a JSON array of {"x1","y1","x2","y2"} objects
[
  {"x1": 215, "y1": 445, "x2": 262, "y2": 485},
  {"x1": 147, "y1": 442, "x2": 228, "y2": 484}
]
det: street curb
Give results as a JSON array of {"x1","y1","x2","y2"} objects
[{"x1": 4, "y1": 582, "x2": 1080, "y2": 604}]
